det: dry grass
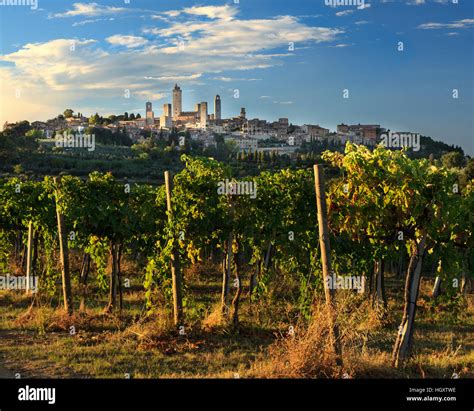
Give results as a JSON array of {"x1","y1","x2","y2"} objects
[
  {"x1": 202, "y1": 303, "x2": 227, "y2": 330},
  {"x1": 248, "y1": 289, "x2": 474, "y2": 379},
  {"x1": 249, "y1": 294, "x2": 395, "y2": 378},
  {"x1": 0, "y1": 264, "x2": 472, "y2": 379},
  {"x1": 120, "y1": 311, "x2": 176, "y2": 342}
]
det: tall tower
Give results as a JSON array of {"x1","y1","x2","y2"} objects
[
  {"x1": 172, "y1": 84, "x2": 182, "y2": 120},
  {"x1": 214, "y1": 95, "x2": 221, "y2": 121},
  {"x1": 200, "y1": 102, "x2": 208, "y2": 129},
  {"x1": 240, "y1": 107, "x2": 246, "y2": 119},
  {"x1": 163, "y1": 104, "x2": 172, "y2": 117},
  {"x1": 146, "y1": 102, "x2": 154, "y2": 125}
]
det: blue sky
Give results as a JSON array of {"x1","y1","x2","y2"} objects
[{"x1": 0, "y1": 0, "x2": 472, "y2": 153}]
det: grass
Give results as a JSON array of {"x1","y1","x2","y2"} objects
[{"x1": 0, "y1": 262, "x2": 472, "y2": 379}]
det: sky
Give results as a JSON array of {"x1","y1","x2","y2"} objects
[{"x1": 0, "y1": 0, "x2": 473, "y2": 154}]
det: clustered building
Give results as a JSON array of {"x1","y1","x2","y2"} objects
[
  {"x1": 135, "y1": 84, "x2": 257, "y2": 139},
  {"x1": 14, "y1": 83, "x2": 394, "y2": 156}
]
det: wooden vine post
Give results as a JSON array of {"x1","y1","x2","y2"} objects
[
  {"x1": 221, "y1": 231, "x2": 232, "y2": 315},
  {"x1": 313, "y1": 165, "x2": 342, "y2": 365},
  {"x1": 25, "y1": 221, "x2": 34, "y2": 294},
  {"x1": 53, "y1": 177, "x2": 73, "y2": 315},
  {"x1": 164, "y1": 171, "x2": 184, "y2": 326}
]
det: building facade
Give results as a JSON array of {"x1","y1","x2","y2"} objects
[
  {"x1": 163, "y1": 104, "x2": 172, "y2": 118},
  {"x1": 337, "y1": 123, "x2": 382, "y2": 142},
  {"x1": 238, "y1": 137, "x2": 258, "y2": 152},
  {"x1": 303, "y1": 124, "x2": 330, "y2": 141},
  {"x1": 146, "y1": 102, "x2": 154, "y2": 125},
  {"x1": 160, "y1": 115, "x2": 173, "y2": 129},
  {"x1": 200, "y1": 102, "x2": 208, "y2": 129}
]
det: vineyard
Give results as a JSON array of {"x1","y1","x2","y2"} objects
[{"x1": 0, "y1": 144, "x2": 472, "y2": 378}]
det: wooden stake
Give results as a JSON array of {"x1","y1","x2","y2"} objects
[
  {"x1": 314, "y1": 164, "x2": 342, "y2": 364},
  {"x1": 221, "y1": 232, "x2": 232, "y2": 314},
  {"x1": 26, "y1": 221, "x2": 33, "y2": 294},
  {"x1": 314, "y1": 165, "x2": 336, "y2": 300},
  {"x1": 53, "y1": 177, "x2": 73, "y2": 315},
  {"x1": 164, "y1": 171, "x2": 183, "y2": 326}
]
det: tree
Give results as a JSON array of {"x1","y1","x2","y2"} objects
[
  {"x1": 13, "y1": 164, "x2": 24, "y2": 174},
  {"x1": 441, "y1": 151, "x2": 465, "y2": 169},
  {"x1": 63, "y1": 109, "x2": 74, "y2": 119},
  {"x1": 323, "y1": 144, "x2": 468, "y2": 367},
  {"x1": 25, "y1": 129, "x2": 43, "y2": 139},
  {"x1": 2, "y1": 121, "x2": 32, "y2": 138},
  {"x1": 89, "y1": 113, "x2": 100, "y2": 126}
]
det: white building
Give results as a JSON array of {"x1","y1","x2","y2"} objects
[
  {"x1": 160, "y1": 116, "x2": 173, "y2": 129},
  {"x1": 163, "y1": 103, "x2": 172, "y2": 118},
  {"x1": 208, "y1": 124, "x2": 225, "y2": 133},
  {"x1": 238, "y1": 137, "x2": 258, "y2": 152}
]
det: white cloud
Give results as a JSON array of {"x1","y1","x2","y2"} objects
[
  {"x1": 418, "y1": 19, "x2": 474, "y2": 30},
  {"x1": 211, "y1": 77, "x2": 261, "y2": 82},
  {"x1": 161, "y1": 5, "x2": 238, "y2": 21},
  {"x1": 163, "y1": 10, "x2": 181, "y2": 18},
  {"x1": 106, "y1": 35, "x2": 148, "y2": 48},
  {"x1": 0, "y1": 5, "x2": 343, "y2": 124},
  {"x1": 72, "y1": 17, "x2": 115, "y2": 27},
  {"x1": 1, "y1": 39, "x2": 101, "y2": 92},
  {"x1": 52, "y1": 2, "x2": 128, "y2": 18},
  {"x1": 144, "y1": 74, "x2": 202, "y2": 82},
  {"x1": 336, "y1": 10, "x2": 355, "y2": 16},
  {"x1": 181, "y1": 5, "x2": 239, "y2": 21},
  {"x1": 146, "y1": 14, "x2": 342, "y2": 56},
  {"x1": 151, "y1": 15, "x2": 171, "y2": 22},
  {"x1": 335, "y1": 3, "x2": 370, "y2": 16},
  {"x1": 406, "y1": 0, "x2": 451, "y2": 4},
  {"x1": 297, "y1": 14, "x2": 321, "y2": 19},
  {"x1": 133, "y1": 91, "x2": 168, "y2": 101}
]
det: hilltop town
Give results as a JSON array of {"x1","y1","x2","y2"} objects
[
  {"x1": 1, "y1": 83, "x2": 466, "y2": 183},
  {"x1": 3, "y1": 84, "x2": 401, "y2": 156}
]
